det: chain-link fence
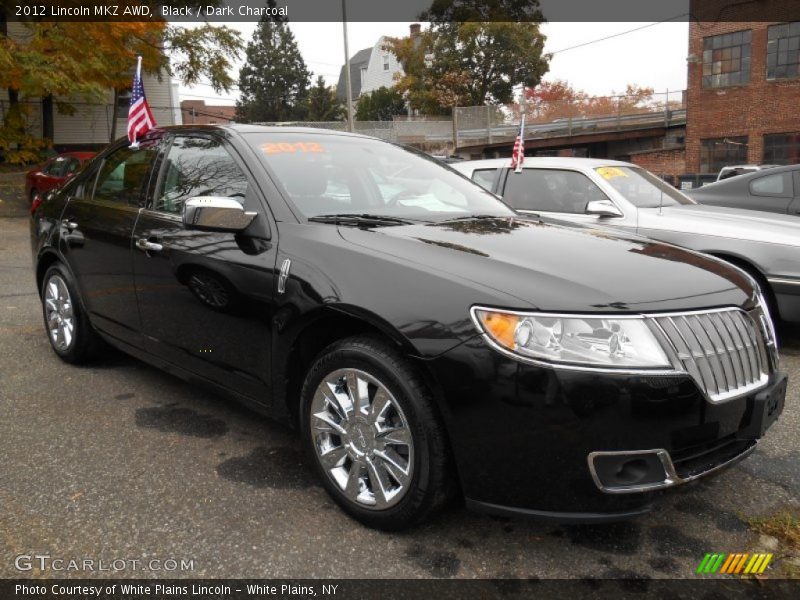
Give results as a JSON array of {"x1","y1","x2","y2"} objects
[
  {"x1": 454, "y1": 90, "x2": 686, "y2": 149},
  {"x1": 255, "y1": 118, "x2": 455, "y2": 152}
]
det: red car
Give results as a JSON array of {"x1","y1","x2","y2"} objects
[{"x1": 25, "y1": 152, "x2": 94, "y2": 204}]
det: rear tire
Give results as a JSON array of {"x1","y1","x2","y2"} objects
[
  {"x1": 41, "y1": 263, "x2": 102, "y2": 363},
  {"x1": 300, "y1": 336, "x2": 454, "y2": 530}
]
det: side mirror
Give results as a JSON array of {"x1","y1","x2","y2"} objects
[
  {"x1": 585, "y1": 200, "x2": 623, "y2": 218},
  {"x1": 183, "y1": 197, "x2": 257, "y2": 233}
]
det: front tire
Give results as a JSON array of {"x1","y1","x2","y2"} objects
[
  {"x1": 300, "y1": 336, "x2": 453, "y2": 530},
  {"x1": 41, "y1": 263, "x2": 101, "y2": 363}
]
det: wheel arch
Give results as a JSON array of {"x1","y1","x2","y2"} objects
[
  {"x1": 705, "y1": 251, "x2": 779, "y2": 316},
  {"x1": 35, "y1": 249, "x2": 64, "y2": 296},
  {"x1": 277, "y1": 306, "x2": 446, "y2": 428}
]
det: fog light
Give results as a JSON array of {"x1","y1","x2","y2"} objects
[{"x1": 588, "y1": 449, "x2": 673, "y2": 493}]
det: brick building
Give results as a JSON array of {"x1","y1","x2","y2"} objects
[
  {"x1": 180, "y1": 100, "x2": 236, "y2": 125},
  {"x1": 685, "y1": 0, "x2": 800, "y2": 173}
]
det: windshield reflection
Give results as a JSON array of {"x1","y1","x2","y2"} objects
[{"x1": 597, "y1": 166, "x2": 696, "y2": 208}]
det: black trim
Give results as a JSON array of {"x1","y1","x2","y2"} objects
[{"x1": 464, "y1": 498, "x2": 652, "y2": 523}]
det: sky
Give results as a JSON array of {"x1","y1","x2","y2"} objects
[{"x1": 178, "y1": 21, "x2": 689, "y2": 106}]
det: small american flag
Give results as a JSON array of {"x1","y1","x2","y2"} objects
[
  {"x1": 128, "y1": 56, "x2": 156, "y2": 146},
  {"x1": 510, "y1": 113, "x2": 525, "y2": 173}
]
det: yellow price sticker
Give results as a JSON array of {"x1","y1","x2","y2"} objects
[{"x1": 596, "y1": 167, "x2": 628, "y2": 180}]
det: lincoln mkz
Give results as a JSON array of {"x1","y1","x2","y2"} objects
[{"x1": 31, "y1": 126, "x2": 786, "y2": 529}]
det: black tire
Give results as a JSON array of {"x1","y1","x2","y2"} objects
[
  {"x1": 41, "y1": 263, "x2": 102, "y2": 363},
  {"x1": 300, "y1": 336, "x2": 454, "y2": 530}
]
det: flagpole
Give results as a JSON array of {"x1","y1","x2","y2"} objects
[
  {"x1": 514, "y1": 113, "x2": 525, "y2": 173},
  {"x1": 130, "y1": 56, "x2": 143, "y2": 148}
]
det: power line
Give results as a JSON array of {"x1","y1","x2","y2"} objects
[
  {"x1": 179, "y1": 91, "x2": 238, "y2": 102},
  {"x1": 549, "y1": 14, "x2": 689, "y2": 55}
]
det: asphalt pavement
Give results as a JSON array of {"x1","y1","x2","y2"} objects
[{"x1": 1, "y1": 172, "x2": 798, "y2": 579}]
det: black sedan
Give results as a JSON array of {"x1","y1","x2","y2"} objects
[
  {"x1": 689, "y1": 163, "x2": 800, "y2": 216},
  {"x1": 30, "y1": 125, "x2": 785, "y2": 530}
]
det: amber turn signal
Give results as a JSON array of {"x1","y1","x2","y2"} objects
[{"x1": 475, "y1": 310, "x2": 519, "y2": 350}]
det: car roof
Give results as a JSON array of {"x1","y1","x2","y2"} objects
[
  {"x1": 452, "y1": 156, "x2": 635, "y2": 171},
  {"x1": 59, "y1": 151, "x2": 95, "y2": 161},
  {"x1": 154, "y1": 123, "x2": 375, "y2": 140},
  {"x1": 698, "y1": 162, "x2": 800, "y2": 188},
  {"x1": 719, "y1": 164, "x2": 779, "y2": 170}
]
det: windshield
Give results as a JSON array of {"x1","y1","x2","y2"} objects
[
  {"x1": 244, "y1": 133, "x2": 515, "y2": 221},
  {"x1": 595, "y1": 166, "x2": 695, "y2": 208}
]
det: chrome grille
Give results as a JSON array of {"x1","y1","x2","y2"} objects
[{"x1": 651, "y1": 309, "x2": 770, "y2": 402}]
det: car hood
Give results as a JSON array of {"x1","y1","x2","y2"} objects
[
  {"x1": 338, "y1": 217, "x2": 752, "y2": 313},
  {"x1": 640, "y1": 204, "x2": 800, "y2": 246}
]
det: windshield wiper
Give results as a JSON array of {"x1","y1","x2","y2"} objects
[
  {"x1": 308, "y1": 213, "x2": 417, "y2": 226},
  {"x1": 440, "y1": 214, "x2": 514, "y2": 222}
]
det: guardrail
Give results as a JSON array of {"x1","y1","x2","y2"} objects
[{"x1": 454, "y1": 109, "x2": 687, "y2": 148}]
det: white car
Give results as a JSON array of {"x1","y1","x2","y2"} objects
[{"x1": 452, "y1": 157, "x2": 800, "y2": 323}]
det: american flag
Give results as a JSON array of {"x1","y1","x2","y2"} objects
[
  {"x1": 127, "y1": 56, "x2": 156, "y2": 145},
  {"x1": 510, "y1": 113, "x2": 525, "y2": 173}
]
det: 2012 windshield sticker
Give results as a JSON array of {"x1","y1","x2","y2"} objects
[{"x1": 261, "y1": 142, "x2": 326, "y2": 155}]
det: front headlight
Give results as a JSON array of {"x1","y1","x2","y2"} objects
[{"x1": 472, "y1": 308, "x2": 671, "y2": 369}]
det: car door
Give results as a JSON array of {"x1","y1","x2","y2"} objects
[
  {"x1": 59, "y1": 139, "x2": 160, "y2": 342},
  {"x1": 498, "y1": 167, "x2": 634, "y2": 231},
  {"x1": 745, "y1": 171, "x2": 794, "y2": 214},
  {"x1": 131, "y1": 133, "x2": 277, "y2": 402}
]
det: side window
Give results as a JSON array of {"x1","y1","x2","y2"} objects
[
  {"x1": 503, "y1": 169, "x2": 609, "y2": 213},
  {"x1": 750, "y1": 172, "x2": 792, "y2": 197},
  {"x1": 64, "y1": 158, "x2": 81, "y2": 176},
  {"x1": 93, "y1": 145, "x2": 157, "y2": 205},
  {"x1": 154, "y1": 136, "x2": 248, "y2": 215},
  {"x1": 44, "y1": 157, "x2": 67, "y2": 177},
  {"x1": 471, "y1": 169, "x2": 497, "y2": 191}
]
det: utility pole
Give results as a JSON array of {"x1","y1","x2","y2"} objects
[{"x1": 342, "y1": 0, "x2": 354, "y2": 132}]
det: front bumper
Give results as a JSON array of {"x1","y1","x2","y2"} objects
[{"x1": 427, "y1": 337, "x2": 787, "y2": 519}]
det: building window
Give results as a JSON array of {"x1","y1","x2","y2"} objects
[
  {"x1": 383, "y1": 55, "x2": 390, "y2": 71},
  {"x1": 767, "y1": 22, "x2": 800, "y2": 80},
  {"x1": 763, "y1": 132, "x2": 800, "y2": 164},
  {"x1": 116, "y1": 88, "x2": 132, "y2": 118},
  {"x1": 699, "y1": 136, "x2": 748, "y2": 173},
  {"x1": 702, "y1": 30, "x2": 751, "y2": 88}
]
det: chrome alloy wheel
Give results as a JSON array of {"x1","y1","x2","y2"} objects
[
  {"x1": 44, "y1": 274, "x2": 74, "y2": 351},
  {"x1": 310, "y1": 368, "x2": 414, "y2": 509}
]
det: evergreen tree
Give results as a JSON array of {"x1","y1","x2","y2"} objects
[
  {"x1": 355, "y1": 87, "x2": 407, "y2": 121},
  {"x1": 236, "y1": 15, "x2": 311, "y2": 123},
  {"x1": 305, "y1": 76, "x2": 345, "y2": 121}
]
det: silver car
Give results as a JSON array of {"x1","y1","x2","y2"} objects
[{"x1": 452, "y1": 157, "x2": 800, "y2": 323}]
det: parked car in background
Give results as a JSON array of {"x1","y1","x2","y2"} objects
[
  {"x1": 688, "y1": 163, "x2": 800, "y2": 216},
  {"x1": 453, "y1": 158, "x2": 800, "y2": 323},
  {"x1": 25, "y1": 152, "x2": 94, "y2": 205},
  {"x1": 30, "y1": 126, "x2": 784, "y2": 529},
  {"x1": 717, "y1": 164, "x2": 780, "y2": 181}
]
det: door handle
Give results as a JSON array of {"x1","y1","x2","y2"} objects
[
  {"x1": 61, "y1": 219, "x2": 78, "y2": 230},
  {"x1": 135, "y1": 238, "x2": 163, "y2": 253}
]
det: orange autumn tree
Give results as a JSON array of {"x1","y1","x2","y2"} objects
[
  {"x1": 518, "y1": 80, "x2": 679, "y2": 123},
  {"x1": 0, "y1": 1, "x2": 241, "y2": 162}
]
